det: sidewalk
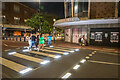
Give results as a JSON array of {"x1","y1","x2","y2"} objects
[{"x1": 54, "y1": 40, "x2": 120, "y2": 53}]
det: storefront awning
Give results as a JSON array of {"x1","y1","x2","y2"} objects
[
  {"x1": 3, "y1": 24, "x2": 34, "y2": 30},
  {"x1": 54, "y1": 19, "x2": 120, "y2": 27}
]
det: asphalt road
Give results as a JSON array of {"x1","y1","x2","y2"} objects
[{"x1": 1, "y1": 45, "x2": 119, "y2": 79}]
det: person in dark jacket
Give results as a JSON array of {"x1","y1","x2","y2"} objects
[{"x1": 30, "y1": 33, "x2": 37, "y2": 50}]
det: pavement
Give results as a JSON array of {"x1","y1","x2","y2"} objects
[{"x1": 1, "y1": 40, "x2": 120, "y2": 79}]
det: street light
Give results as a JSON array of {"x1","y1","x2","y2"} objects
[{"x1": 53, "y1": 18, "x2": 56, "y2": 44}]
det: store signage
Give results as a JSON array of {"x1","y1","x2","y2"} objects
[
  {"x1": 110, "y1": 32, "x2": 119, "y2": 43},
  {"x1": 90, "y1": 32, "x2": 95, "y2": 39},
  {"x1": 95, "y1": 32, "x2": 102, "y2": 42}
]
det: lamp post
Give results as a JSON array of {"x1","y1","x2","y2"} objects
[{"x1": 53, "y1": 18, "x2": 56, "y2": 44}]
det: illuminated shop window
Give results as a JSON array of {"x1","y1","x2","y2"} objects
[
  {"x1": 110, "y1": 32, "x2": 119, "y2": 43},
  {"x1": 95, "y1": 32, "x2": 103, "y2": 42},
  {"x1": 14, "y1": 17, "x2": 20, "y2": 24},
  {"x1": 14, "y1": 4, "x2": 20, "y2": 13}
]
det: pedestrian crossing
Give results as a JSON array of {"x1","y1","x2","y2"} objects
[
  {"x1": 12, "y1": 53, "x2": 43, "y2": 63},
  {"x1": 0, "y1": 57, "x2": 27, "y2": 73},
  {"x1": 45, "y1": 47, "x2": 72, "y2": 52},
  {"x1": 2, "y1": 46, "x2": 80, "y2": 78}
]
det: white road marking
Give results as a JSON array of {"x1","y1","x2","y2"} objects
[{"x1": 88, "y1": 60, "x2": 120, "y2": 66}]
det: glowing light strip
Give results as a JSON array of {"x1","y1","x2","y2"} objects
[
  {"x1": 75, "y1": 49, "x2": 80, "y2": 51},
  {"x1": 49, "y1": 46, "x2": 54, "y2": 48},
  {"x1": 54, "y1": 55, "x2": 61, "y2": 59},
  {"x1": 69, "y1": 50, "x2": 75, "y2": 53},
  {"x1": 73, "y1": 65, "x2": 80, "y2": 70},
  {"x1": 19, "y1": 68, "x2": 32, "y2": 74},
  {"x1": 23, "y1": 49, "x2": 29, "y2": 52},
  {"x1": 40, "y1": 60, "x2": 50, "y2": 64},
  {"x1": 62, "y1": 73, "x2": 71, "y2": 79},
  {"x1": 63, "y1": 52, "x2": 69, "y2": 55},
  {"x1": 8, "y1": 52, "x2": 16, "y2": 55},
  {"x1": 80, "y1": 59, "x2": 86, "y2": 63}
]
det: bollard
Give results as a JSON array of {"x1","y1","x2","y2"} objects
[
  {"x1": 6, "y1": 37, "x2": 7, "y2": 40},
  {"x1": 3, "y1": 36, "x2": 4, "y2": 40},
  {"x1": 9, "y1": 37, "x2": 10, "y2": 40},
  {"x1": 20, "y1": 37, "x2": 21, "y2": 41},
  {"x1": 13, "y1": 36, "x2": 14, "y2": 41},
  {"x1": 24, "y1": 37, "x2": 26, "y2": 42},
  {"x1": 16, "y1": 37, "x2": 18, "y2": 41}
]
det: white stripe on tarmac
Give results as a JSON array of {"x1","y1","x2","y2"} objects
[
  {"x1": 45, "y1": 47, "x2": 70, "y2": 52},
  {"x1": 30, "y1": 51, "x2": 56, "y2": 58},
  {"x1": 41, "y1": 49, "x2": 65, "y2": 54},
  {"x1": 88, "y1": 60, "x2": 120, "y2": 66},
  {"x1": 13, "y1": 53, "x2": 43, "y2": 63},
  {"x1": 0, "y1": 57, "x2": 27, "y2": 72}
]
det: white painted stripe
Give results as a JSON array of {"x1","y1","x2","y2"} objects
[
  {"x1": 88, "y1": 60, "x2": 120, "y2": 65},
  {"x1": 62, "y1": 73, "x2": 71, "y2": 79}
]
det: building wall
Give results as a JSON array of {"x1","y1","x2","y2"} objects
[
  {"x1": 90, "y1": 2, "x2": 116, "y2": 19},
  {"x1": 2, "y1": 2, "x2": 36, "y2": 25}
]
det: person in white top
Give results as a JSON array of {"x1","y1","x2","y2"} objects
[{"x1": 26, "y1": 34, "x2": 31, "y2": 49}]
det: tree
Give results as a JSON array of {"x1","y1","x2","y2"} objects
[
  {"x1": 26, "y1": 12, "x2": 63, "y2": 34},
  {"x1": 26, "y1": 13, "x2": 52, "y2": 33}
]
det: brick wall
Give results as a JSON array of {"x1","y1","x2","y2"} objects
[{"x1": 90, "y1": 2, "x2": 116, "y2": 19}]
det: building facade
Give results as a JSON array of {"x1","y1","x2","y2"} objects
[
  {"x1": 2, "y1": 2, "x2": 36, "y2": 36},
  {"x1": 54, "y1": 0, "x2": 120, "y2": 47}
]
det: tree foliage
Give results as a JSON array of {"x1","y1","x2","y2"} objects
[{"x1": 26, "y1": 13, "x2": 63, "y2": 34}]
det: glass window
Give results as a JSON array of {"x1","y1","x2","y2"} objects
[
  {"x1": 2, "y1": 2, "x2": 5, "y2": 10},
  {"x1": 78, "y1": 1, "x2": 88, "y2": 17},
  {"x1": 118, "y1": 1, "x2": 120, "y2": 17},
  {"x1": 2, "y1": 15, "x2": 6, "y2": 23},
  {"x1": 14, "y1": 17, "x2": 20, "y2": 24},
  {"x1": 24, "y1": 10, "x2": 27, "y2": 14},
  {"x1": 14, "y1": 5, "x2": 20, "y2": 13},
  {"x1": 74, "y1": 2, "x2": 78, "y2": 16},
  {"x1": 66, "y1": 2, "x2": 72, "y2": 18}
]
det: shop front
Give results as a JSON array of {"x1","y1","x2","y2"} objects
[{"x1": 90, "y1": 27, "x2": 120, "y2": 47}]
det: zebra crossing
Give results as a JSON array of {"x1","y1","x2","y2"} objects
[{"x1": 2, "y1": 46, "x2": 80, "y2": 78}]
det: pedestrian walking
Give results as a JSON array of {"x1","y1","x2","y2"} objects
[
  {"x1": 48, "y1": 33, "x2": 52, "y2": 46},
  {"x1": 78, "y1": 37, "x2": 82, "y2": 46},
  {"x1": 81, "y1": 35, "x2": 86, "y2": 46},
  {"x1": 38, "y1": 33, "x2": 45, "y2": 51},
  {"x1": 30, "y1": 33, "x2": 37, "y2": 51},
  {"x1": 26, "y1": 34, "x2": 32, "y2": 49}
]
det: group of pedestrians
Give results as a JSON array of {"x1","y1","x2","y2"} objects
[{"x1": 26, "y1": 33, "x2": 52, "y2": 51}]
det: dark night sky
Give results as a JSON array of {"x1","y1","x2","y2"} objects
[{"x1": 22, "y1": 2, "x2": 64, "y2": 19}]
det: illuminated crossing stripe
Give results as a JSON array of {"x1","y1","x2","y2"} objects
[
  {"x1": 0, "y1": 57, "x2": 27, "y2": 72},
  {"x1": 13, "y1": 53, "x2": 43, "y2": 63},
  {"x1": 30, "y1": 51, "x2": 56, "y2": 58},
  {"x1": 45, "y1": 47, "x2": 70, "y2": 52},
  {"x1": 54, "y1": 47, "x2": 74, "y2": 50},
  {"x1": 41, "y1": 49, "x2": 65, "y2": 54}
]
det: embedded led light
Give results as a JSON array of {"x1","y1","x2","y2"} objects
[
  {"x1": 23, "y1": 49, "x2": 29, "y2": 52},
  {"x1": 54, "y1": 55, "x2": 61, "y2": 59},
  {"x1": 63, "y1": 52, "x2": 69, "y2": 55},
  {"x1": 73, "y1": 65, "x2": 80, "y2": 70},
  {"x1": 44, "y1": 45, "x2": 46, "y2": 46},
  {"x1": 61, "y1": 72, "x2": 71, "y2": 79},
  {"x1": 40, "y1": 60, "x2": 50, "y2": 64},
  {"x1": 75, "y1": 49, "x2": 80, "y2": 51},
  {"x1": 8, "y1": 52, "x2": 16, "y2": 55},
  {"x1": 80, "y1": 59, "x2": 86, "y2": 63},
  {"x1": 49, "y1": 46, "x2": 54, "y2": 48},
  {"x1": 24, "y1": 46, "x2": 28, "y2": 48},
  {"x1": 69, "y1": 50, "x2": 75, "y2": 53},
  {"x1": 19, "y1": 68, "x2": 32, "y2": 74}
]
